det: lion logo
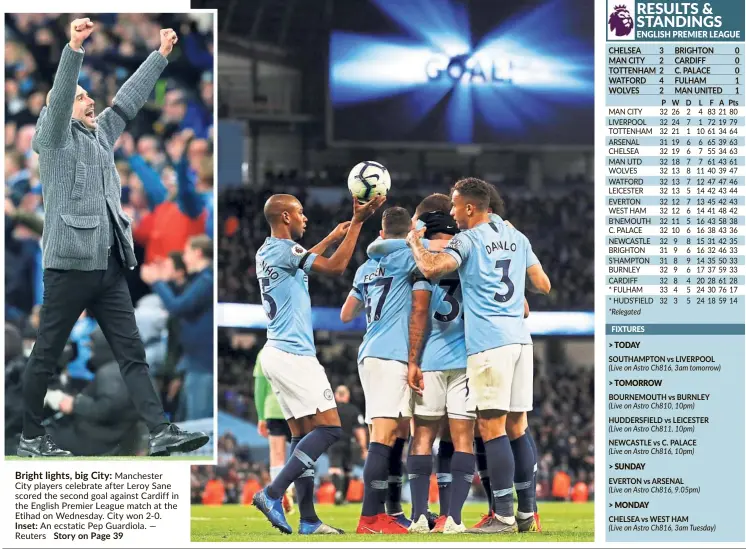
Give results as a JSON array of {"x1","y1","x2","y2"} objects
[{"x1": 609, "y1": 4, "x2": 634, "y2": 37}]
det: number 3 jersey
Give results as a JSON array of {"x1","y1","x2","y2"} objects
[
  {"x1": 255, "y1": 237, "x2": 318, "y2": 356},
  {"x1": 418, "y1": 270, "x2": 468, "y2": 372},
  {"x1": 350, "y1": 245, "x2": 421, "y2": 365},
  {"x1": 442, "y1": 217, "x2": 540, "y2": 356}
]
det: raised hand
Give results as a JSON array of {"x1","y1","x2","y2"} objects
[
  {"x1": 158, "y1": 28, "x2": 178, "y2": 57},
  {"x1": 69, "y1": 18, "x2": 94, "y2": 50},
  {"x1": 352, "y1": 195, "x2": 386, "y2": 223},
  {"x1": 329, "y1": 221, "x2": 352, "y2": 243}
]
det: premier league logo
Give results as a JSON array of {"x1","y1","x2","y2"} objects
[{"x1": 608, "y1": 2, "x2": 635, "y2": 40}]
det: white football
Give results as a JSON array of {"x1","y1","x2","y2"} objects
[{"x1": 347, "y1": 161, "x2": 391, "y2": 203}]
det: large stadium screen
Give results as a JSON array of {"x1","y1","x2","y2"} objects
[{"x1": 328, "y1": 0, "x2": 594, "y2": 146}]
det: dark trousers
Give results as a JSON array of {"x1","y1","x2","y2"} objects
[{"x1": 22, "y1": 250, "x2": 168, "y2": 439}]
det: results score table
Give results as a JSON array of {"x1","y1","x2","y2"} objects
[{"x1": 604, "y1": 2, "x2": 745, "y2": 542}]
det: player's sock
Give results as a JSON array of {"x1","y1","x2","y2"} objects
[
  {"x1": 362, "y1": 442, "x2": 391, "y2": 517},
  {"x1": 436, "y1": 439, "x2": 454, "y2": 517},
  {"x1": 386, "y1": 437, "x2": 406, "y2": 515},
  {"x1": 287, "y1": 436, "x2": 301, "y2": 497},
  {"x1": 296, "y1": 465, "x2": 319, "y2": 522},
  {"x1": 266, "y1": 427, "x2": 342, "y2": 499},
  {"x1": 525, "y1": 427, "x2": 539, "y2": 512},
  {"x1": 485, "y1": 435, "x2": 515, "y2": 519},
  {"x1": 511, "y1": 433, "x2": 536, "y2": 518},
  {"x1": 449, "y1": 451, "x2": 475, "y2": 524},
  {"x1": 474, "y1": 437, "x2": 494, "y2": 512},
  {"x1": 407, "y1": 454, "x2": 432, "y2": 521}
]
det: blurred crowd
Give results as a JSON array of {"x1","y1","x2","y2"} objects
[
  {"x1": 209, "y1": 329, "x2": 594, "y2": 503},
  {"x1": 217, "y1": 177, "x2": 593, "y2": 311},
  {"x1": 4, "y1": 13, "x2": 215, "y2": 454}
]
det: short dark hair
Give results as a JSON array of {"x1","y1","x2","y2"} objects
[
  {"x1": 188, "y1": 235, "x2": 214, "y2": 261},
  {"x1": 382, "y1": 206, "x2": 411, "y2": 238},
  {"x1": 451, "y1": 177, "x2": 491, "y2": 211},
  {"x1": 486, "y1": 182, "x2": 505, "y2": 217},
  {"x1": 168, "y1": 251, "x2": 187, "y2": 273},
  {"x1": 415, "y1": 193, "x2": 451, "y2": 217}
]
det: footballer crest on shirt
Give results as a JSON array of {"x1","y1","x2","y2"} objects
[
  {"x1": 324, "y1": 389, "x2": 333, "y2": 401},
  {"x1": 292, "y1": 245, "x2": 306, "y2": 257}
]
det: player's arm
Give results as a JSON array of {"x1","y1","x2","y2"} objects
[
  {"x1": 426, "y1": 240, "x2": 447, "y2": 252},
  {"x1": 97, "y1": 29, "x2": 175, "y2": 147},
  {"x1": 409, "y1": 290, "x2": 431, "y2": 367},
  {"x1": 341, "y1": 265, "x2": 365, "y2": 322},
  {"x1": 309, "y1": 221, "x2": 351, "y2": 256},
  {"x1": 340, "y1": 294, "x2": 364, "y2": 323},
  {"x1": 525, "y1": 240, "x2": 551, "y2": 294},
  {"x1": 524, "y1": 298, "x2": 530, "y2": 318},
  {"x1": 406, "y1": 229, "x2": 460, "y2": 280},
  {"x1": 367, "y1": 237, "x2": 404, "y2": 258},
  {"x1": 367, "y1": 237, "x2": 430, "y2": 259},
  {"x1": 522, "y1": 235, "x2": 551, "y2": 295},
  {"x1": 311, "y1": 196, "x2": 385, "y2": 276},
  {"x1": 527, "y1": 264, "x2": 551, "y2": 294},
  {"x1": 408, "y1": 286, "x2": 431, "y2": 395}
]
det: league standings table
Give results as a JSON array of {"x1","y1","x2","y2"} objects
[{"x1": 604, "y1": 0, "x2": 745, "y2": 542}]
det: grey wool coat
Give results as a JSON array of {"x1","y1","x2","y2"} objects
[{"x1": 32, "y1": 44, "x2": 168, "y2": 271}]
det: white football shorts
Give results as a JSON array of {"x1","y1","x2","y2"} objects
[
  {"x1": 413, "y1": 368, "x2": 475, "y2": 420},
  {"x1": 358, "y1": 357, "x2": 412, "y2": 423},
  {"x1": 261, "y1": 346, "x2": 337, "y2": 420},
  {"x1": 466, "y1": 344, "x2": 534, "y2": 413}
]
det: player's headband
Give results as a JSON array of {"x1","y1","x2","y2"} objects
[{"x1": 418, "y1": 210, "x2": 459, "y2": 239}]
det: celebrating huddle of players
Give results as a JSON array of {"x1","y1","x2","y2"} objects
[{"x1": 252, "y1": 177, "x2": 551, "y2": 535}]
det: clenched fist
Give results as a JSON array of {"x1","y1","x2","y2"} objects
[
  {"x1": 158, "y1": 29, "x2": 178, "y2": 57},
  {"x1": 69, "y1": 18, "x2": 94, "y2": 50}
]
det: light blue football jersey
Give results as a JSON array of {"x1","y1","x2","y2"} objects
[
  {"x1": 442, "y1": 216, "x2": 539, "y2": 356},
  {"x1": 255, "y1": 237, "x2": 318, "y2": 356},
  {"x1": 367, "y1": 237, "x2": 465, "y2": 372},
  {"x1": 351, "y1": 244, "x2": 421, "y2": 364},
  {"x1": 418, "y1": 271, "x2": 468, "y2": 372}
]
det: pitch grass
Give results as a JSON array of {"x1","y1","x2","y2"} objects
[
  {"x1": 191, "y1": 502, "x2": 594, "y2": 542},
  {"x1": 6, "y1": 455, "x2": 212, "y2": 461}
]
